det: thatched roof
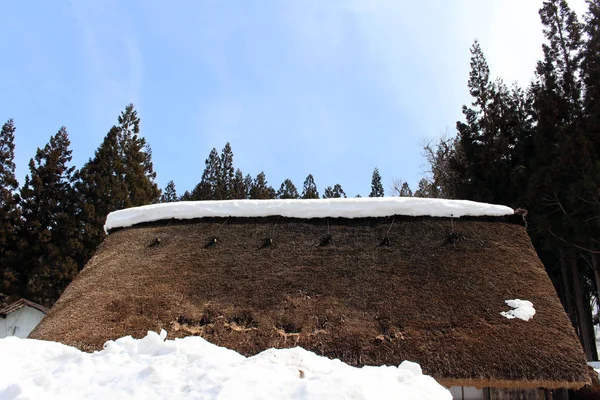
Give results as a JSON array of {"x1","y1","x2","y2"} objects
[{"x1": 31, "y1": 204, "x2": 589, "y2": 389}]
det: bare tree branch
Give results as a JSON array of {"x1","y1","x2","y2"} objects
[{"x1": 549, "y1": 228, "x2": 600, "y2": 254}]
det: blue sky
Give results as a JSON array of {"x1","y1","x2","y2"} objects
[{"x1": 0, "y1": 0, "x2": 588, "y2": 197}]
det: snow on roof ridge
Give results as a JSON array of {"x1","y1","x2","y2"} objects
[{"x1": 104, "y1": 198, "x2": 514, "y2": 233}]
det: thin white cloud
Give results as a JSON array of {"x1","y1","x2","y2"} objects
[
  {"x1": 133, "y1": 0, "x2": 591, "y2": 192},
  {"x1": 486, "y1": 0, "x2": 588, "y2": 86},
  {"x1": 69, "y1": 0, "x2": 143, "y2": 135}
]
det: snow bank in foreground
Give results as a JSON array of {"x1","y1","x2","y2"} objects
[
  {"x1": 104, "y1": 197, "x2": 514, "y2": 232},
  {"x1": 0, "y1": 330, "x2": 451, "y2": 400},
  {"x1": 501, "y1": 299, "x2": 536, "y2": 321}
]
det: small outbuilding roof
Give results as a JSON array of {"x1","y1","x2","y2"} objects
[{"x1": 0, "y1": 299, "x2": 50, "y2": 318}]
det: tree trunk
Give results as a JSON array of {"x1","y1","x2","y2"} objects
[
  {"x1": 570, "y1": 251, "x2": 595, "y2": 360},
  {"x1": 593, "y1": 253, "x2": 600, "y2": 314},
  {"x1": 559, "y1": 248, "x2": 576, "y2": 327},
  {"x1": 583, "y1": 283, "x2": 598, "y2": 360},
  {"x1": 593, "y1": 253, "x2": 600, "y2": 351}
]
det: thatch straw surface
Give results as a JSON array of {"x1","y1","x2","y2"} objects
[{"x1": 30, "y1": 215, "x2": 589, "y2": 389}]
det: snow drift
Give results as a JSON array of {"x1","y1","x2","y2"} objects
[
  {"x1": 104, "y1": 197, "x2": 514, "y2": 232},
  {"x1": 0, "y1": 330, "x2": 451, "y2": 400}
]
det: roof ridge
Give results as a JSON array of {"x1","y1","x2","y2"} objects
[{"x1": 104, "y1": 198, "x2": 514, "y2": 233}]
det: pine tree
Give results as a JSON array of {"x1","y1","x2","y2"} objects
[
  {"x1": 244, "y1": 174, "x2": 253, "y2": 195},
  {"x1": 220, "y1": 143, "x2": 235, "y2": 199},
  {"x1": 231, "y1": 169, "x2": 249, "y2": 199},
  {"x1": 160, "y1": 180, "x2": 178, "y2": 203},
  {"x1": 581, "y1": 0, "x2": 600, "y2": 306},
  {"x1": 118, "y1": 104, "x2": 160, "y2": 206},
  {"x1": 441, "y1": 41, "x2": 533, "y2": 205},
  {"x1": 399, "y1": 182, "x2": 412, "y2": 197},
  {"x1": 391, "y1": 179, "x2": 415, "y2": 197},
  {"x1": 277, "y1": 179, "x2": 300, "y2": 199},
  {"x1": 301, "y1": 174, "x2": 319, "y2": 199},
  {"x1": 583, "y1": 1, "x2": 600, "y2": 121},
  {"x1": 452, "y1": 41, "x2": 498, "y2": 202},
  {"x1": 323, "y1": 184, "x2": 347, "y2": 198},
  {"x1": 76, "y1": 127, "x2": 128, "y2": 264},
  {"x1": 0, "y1": 119, "x2": 20, "y2": 294},
  {"x1": 192, "y1": 148, "x2": 221, "y2": 200},
  {"x1": 249, "y1": 172, "x2": 276, "y2": 199},
  {"x1": 369, "y1": 168, "x2": 384, "y2": 197},
  {"x1": 179, "y1": 190, "x2": 192, "y2": 201},
  {"x1": 76, "y1": 105, "x2": 159, "y2": 267},
  {"x1": 19, "y1": 127, "x2": 81, "y2": 305},
  {"x1": 430, "y1": 1, "x2": 598, "y2": 360},
  {"x1": 533, "y1": 0, "x2": 598, "y2": 360}
]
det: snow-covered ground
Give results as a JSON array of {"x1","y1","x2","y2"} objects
[
  {"x1": 0, "y1": 330, "x2": 451, "y2": 400},
  {"x1": 104, "y1": 197, "x2": 514, "y2": 232},
  {"x1": 500, "y1": 299, "x2": 536, "y2": 321}
]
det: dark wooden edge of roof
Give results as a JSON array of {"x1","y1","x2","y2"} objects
[
  {"x1": 107, "y1": 213, "x2": 526, "y2": 234},
  {"x1": 0, "y1": 298, "x2": 50, "y2": 317},
  {"x1": 438, "y1": 378, "x2": 589, "y2": 390}
]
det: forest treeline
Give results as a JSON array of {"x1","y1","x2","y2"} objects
[
  {"x1": 0, "y1": 104, "x2": 403, "y2": 307},
  {"x1": 423, "y1": 0, "x2": 600, "y2": 360},
  {"x1": 0, "y1": 0, "x2": 598, "y2": 361}
]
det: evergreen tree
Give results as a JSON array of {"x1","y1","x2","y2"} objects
[
  {"x1": 323, "y1": 184, "x2": 347, "y2": 198},
  {"x1": 391, "y1": 179, "x2": 414, "y2": 197},
  {"x1": 160, "y1": 180, "x2": 178, "y2": 203},
  {"x1": 76, "y1": 105, "x2": 159, "y2": 267},
  {"x1": 277, "y1": 179, "x2": 300, "y2": 199},
  {"x1": 301, "y1": 174, "x2": 319, "y2": 199},
  {"x1": 19, "y1": 127, "x2": 81, "y2": 305},
  {"x1": 533, "y1": 0, "x2": 599, "y2": 360},
  {"x1": 0, "y1": 119, "x2": 20, "y2": 293},
  {"x1": 452, "y1": 41, "x2": 504, "y2": 203},
  {"x1": 581, "y1": 0, "x2": 600, "y2": 302},
  {"x1": 399, "y1": 182, "x2": 412, "y2": 197},
  {"x1": 231, "y1": 169, "x2": 249, "y2": 199},
  {"x1": 220, "y1": 143, "x2": 235, "y2": 199},
  {"x1": 118, "y1": 104, "x2": 160, "y2": 206},
  {"x1": 583, "y1": 1, "x2": 600, "y2": 123},
  {"x1": 192, "y1": 148, "x2": 220, "y2": 200},
  {"x1": 76, "y1": 127, "x2": 128, "y2": 264},
  {"x1": 438, "y1": 41, "x2": 535, "y2": 206},
  {"x1": 369, "y1": 168, "x2": 384, "y2": 197},
  {"x1": 243, "y1": 174, "x2": 254, "y2": 199},
  {"x1": 249, "y1": 172, "x2": 276, "y2": 199},
  {"x1": 179, "y1": 190, "x2": 192, "y2": 201},
  {"x1": 423, "y1": 1, "x2": 600, "y2": 360}
]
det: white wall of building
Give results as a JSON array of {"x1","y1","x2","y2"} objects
[
  {"x1": 448, "y1": 386, "x2": 485, "y2": 400},
  {"x1": 0, "y1": 306, "x2": 46, "y2": 338}
]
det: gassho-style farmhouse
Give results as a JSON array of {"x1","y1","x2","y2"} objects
[{"x1": 29, "y1": 198, "x2": 593, "y2": 399}]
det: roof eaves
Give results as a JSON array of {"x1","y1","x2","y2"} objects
[{"x1": 0, "y1": 299, "x2": 49, "y2": 317}]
